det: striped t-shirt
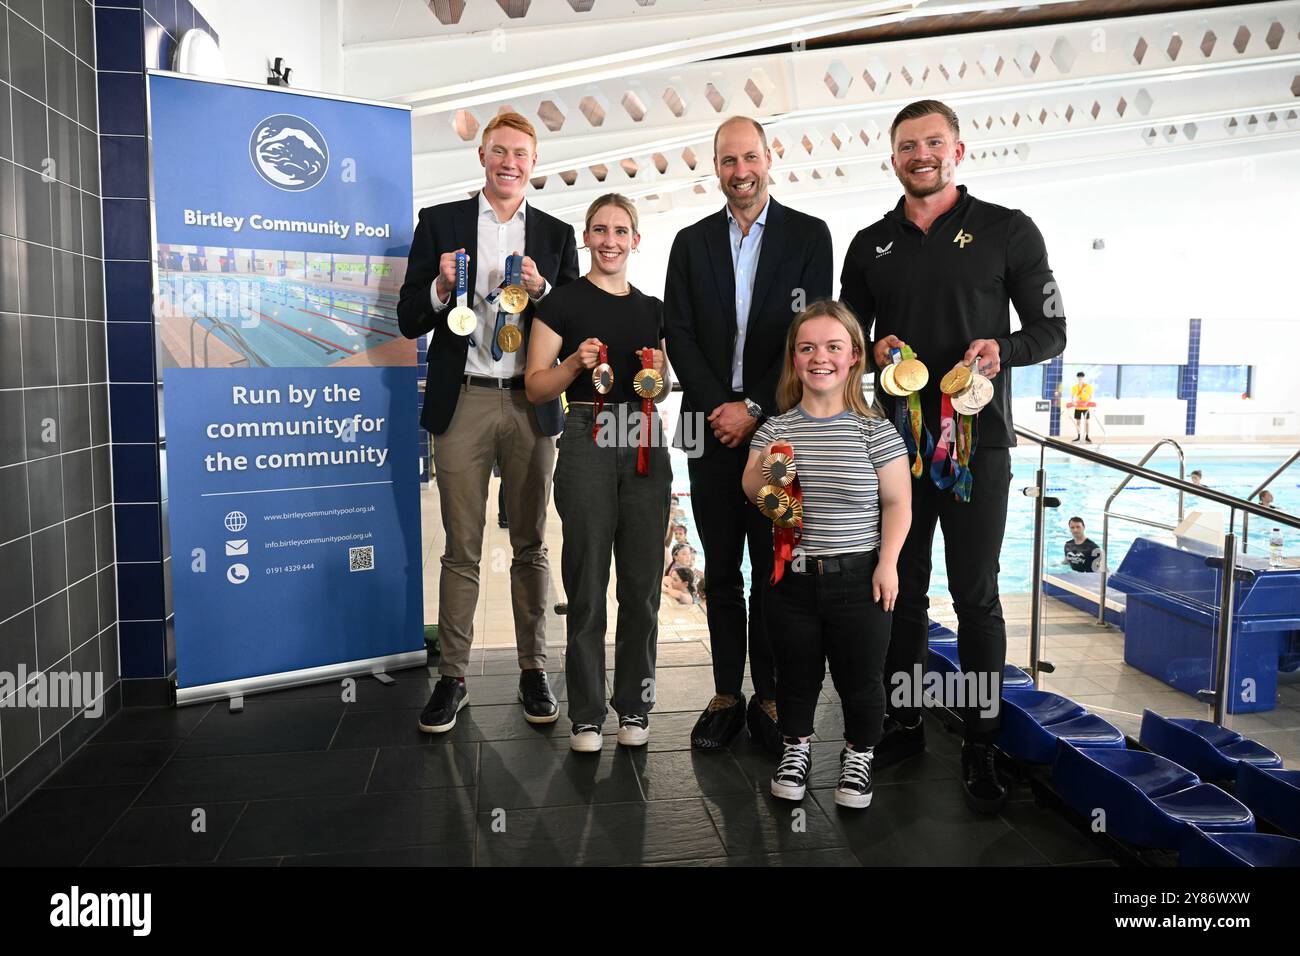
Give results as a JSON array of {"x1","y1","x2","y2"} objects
[{"x1": 752, "y1": 407, "x2": 907, "y2": 555}]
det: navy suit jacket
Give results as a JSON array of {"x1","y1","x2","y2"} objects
[{"x1": 397, "y1": 195, "x2": 580, "y2": 436}]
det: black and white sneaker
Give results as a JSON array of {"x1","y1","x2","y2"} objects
[
  {"x1": 835, "y1": 747, "x2": 874, "y2": 809},
  {"x1": 570, "y1": 723, "x2": 603, "y2": 753},
  {"x1": 770, "y1": 738, "x2": 811, "y2": 801},
  {"x1": 617, "y1": 714, "x2": 650, "y2": 747},
  {"x1": 418, "y1": 676, "x2": 468, "y2": 734}
]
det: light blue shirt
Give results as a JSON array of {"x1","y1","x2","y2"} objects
[{"x1": 726, "y1": 197, "x2": 769, "y2": 392}]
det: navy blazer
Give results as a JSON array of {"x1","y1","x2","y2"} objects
[
  {"x1": 663, "y1": 196, "x2": 833, "y2": 456},
  {"x1": 397, "y1": 195, "x2": 580, "y2": 436}
]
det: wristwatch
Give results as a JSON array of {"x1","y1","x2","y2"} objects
[{"x1": 743, "y1": 398, "x2": 763, "y2": 419}]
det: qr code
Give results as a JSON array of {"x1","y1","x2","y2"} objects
[{"x1": 349, "y1": 546, "x2": 374, "y2": 572}]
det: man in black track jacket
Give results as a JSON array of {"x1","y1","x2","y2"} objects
[{"x1": 840, "y1": 99, "x2": 1066, "y2": 813}]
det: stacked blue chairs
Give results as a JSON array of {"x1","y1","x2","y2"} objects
[
  {"x1": 926, "y1": 625, "x2": 1033, "y2": 688},
  {"x1": 1139, "y1": 710, "x2": 1282, "y2": 782},
  {"x1": 1180, "y1": 827, "x2": 1300, "y2": 867},
  {"x1": 1053, "y1": 742, "x2": 1255, "y2": 848},
  {"x1": 1235, "y1": 762, "x2": 1300, "y2": 838}
]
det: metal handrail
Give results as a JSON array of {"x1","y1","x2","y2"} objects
[
  {"x1": 1014, "y1": 426, "x2": 1300, "y2": 724},
  {"x1": 1242, "y1": 448, "x2": 1300, "y2": 553},
  {"x1": 1098, "y1": 438, "x2": 1185, "y2": 625}
]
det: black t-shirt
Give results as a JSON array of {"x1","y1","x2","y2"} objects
[
  {"x1": 1064, "y1": 537, "x2": 1100, "y2": 572},
  {"x1": 534, "y1": 276, "x2": 664, "y2": 404}
]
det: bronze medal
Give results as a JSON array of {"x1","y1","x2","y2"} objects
[
  {"x1": 773, "y1": 498, "x2": 803, "y2": 529},
  {"x1": 592, "y1": 363, "x2": 614, "y2": 395}
]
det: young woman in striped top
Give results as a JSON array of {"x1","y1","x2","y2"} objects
[{"x1": 741, "y1": 300, "x2": 912, "y2": 808}]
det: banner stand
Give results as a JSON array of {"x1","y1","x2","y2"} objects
[{"x1": 174, "y1": 650, "x2": 428, "y2": 707}]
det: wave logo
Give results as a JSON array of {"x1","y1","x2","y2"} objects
[{"x1": 248, "y1": 114, "x2": 329, "y2": 191}]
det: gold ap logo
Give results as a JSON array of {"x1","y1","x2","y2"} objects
[{"x1": 953, "y1": 229, "x2": 974, "y2": 249}]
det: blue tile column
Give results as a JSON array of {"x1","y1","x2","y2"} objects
[
  {"x1": 1180, "y1": 318, "x2": 1201, "y2": 436},
  {"x1": 1044, "y1": 355, "x2": 1063, "y2": 438},
  {"x1": 96, "y1": 0, "x2": 218, "y2": 686}
]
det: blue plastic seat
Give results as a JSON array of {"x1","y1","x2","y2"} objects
[
  {"x1": 1139, "y1": 710, "x2": 1283, "y2": 781},
  {"x1": 998, "y1": 689, "x2": 1125, "y2": 763},
  {"x1": 926, "y1": 641, "x2": 1034, "y2": 690},
  {"x1": 1236, "y1": 762, "x2": 1300, "y2": 839},
  {"x1": 1053, "y1": 742, "x2": 1255, "y2": 848},
  {"x1": 1181, "y1": 828, "x2": 1300, "y2": 867}
]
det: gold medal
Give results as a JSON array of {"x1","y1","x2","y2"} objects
[
  {"x1": 773, "y1": 498, "x2": 803, "y2": 529},
  {"x1": 940, "y1": 365, "x2": 972, "y2": 395},
  {"x1": 497, "y1": 323, "x2": 522, "y2": 353},
  {"x1": 755, "y1": 484, "x2": 791, "y2": 520},
  {"x1": 592, "y1": 363, "x2": 614, "y2": 395},
  {"x1": 633, "y1": 368, "x2": 663, "y2": 399},
  {"x1": 447, "y1": 305, "x2": 477, "y2": 337},
  {"x1": 499, "y1": 285, "x2": 528, "y2": 315},
  {"x1": 879, "y1": 363, "x2": 904, "y2": 397},
  {"x1": 893, "y1": 357, "x2": 929, "y2": 393},
  {"x1": 760, "y1": 450, "x2": 796, "y2": 488}
]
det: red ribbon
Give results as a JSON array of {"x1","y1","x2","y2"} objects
[
  {"x1": 769, "y1": 442, "x2": 803, "y2": 585},
  {"x1": 591, "y1": 343, "x2": 609, "y2": 443},
  {"x1": 637, "y1": 348, "x2": 654, "y2": 476}
]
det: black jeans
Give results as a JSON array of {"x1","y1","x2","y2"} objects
[
  {"x1": 554, "y1": 404, "x2": 672, "y2": 725},
  {"x1": 687, "y1": 438, "x2": 776, "y2": 700},
  {"x1": 766, "y1": 551, "x2": 892, "y2": 748},
  {"x1": 887, "y1": 447, "x2": 1011, "y2": 742}
]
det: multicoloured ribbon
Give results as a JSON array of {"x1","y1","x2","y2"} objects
[
  {"x1": 489, "y1": 254, "x2": 522, "y2": 361},
  {"x1": 769, "y1": 442, "x2": 803, "y2": 586},
  {"x1": 892, "y1": 346, "x2": 932, "y2": 478},
  {"x1": 952, "y1": 411, "x2": 977, "y2": 502},
  {"x1": 930, "y1": 392, "x2": 959, "y2": 491}
]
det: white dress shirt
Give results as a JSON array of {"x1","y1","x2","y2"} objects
[{"x1": 432, "y1": 191, "x2": 550, "y2": 378}]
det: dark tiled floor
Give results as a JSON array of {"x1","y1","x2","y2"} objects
[{"x1": 0, "y1": 656, "x2": 1115, "y2": 866}]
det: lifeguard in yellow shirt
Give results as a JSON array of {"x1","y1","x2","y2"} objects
[{"x1": 1067, "y1": 371, "x2": 1095, "y2": 442}]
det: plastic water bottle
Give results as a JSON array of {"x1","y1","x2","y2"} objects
[{"x1": 1269, "y1": 528, "x2": 1285, "y2": 568}]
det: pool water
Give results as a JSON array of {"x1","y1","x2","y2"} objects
[{"x1": 668, "y1": 434, "x2": 1298, "y2": 596}]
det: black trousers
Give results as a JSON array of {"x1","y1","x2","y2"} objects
[
  {"x1": 766, "y1": 552, "x2": 892, "y2": 748},
  {"x1": 887, "y1": 447, "x2": 1011, "y2": 742},
  {"x1": 687, "y1": 439, "x2": 776, "y2": 700}
]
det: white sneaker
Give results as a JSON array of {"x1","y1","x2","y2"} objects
[
  {"x1": 617, "y1": 714, "x2": 650, "y2": 747},
  {"x1": 570, "y1": 723, "x2": 603, "y2": 752}
]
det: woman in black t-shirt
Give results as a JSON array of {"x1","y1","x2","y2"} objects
[{"x1": 525, "y1": 194, "x2": 672, "y2": 753}]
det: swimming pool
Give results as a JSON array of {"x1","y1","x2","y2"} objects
[{"x1": 668, "y1": 433, "x2": 1299, "y2": 596}]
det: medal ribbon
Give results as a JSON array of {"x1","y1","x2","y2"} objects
[
  {"x1": 591, "y1": 343, "x2": 609, "y2": 443},
  {"x1": 952, "y1": 411, "x2": 977, "y2": 502},
  {"x1": 896, "y1": 346, "x2": 931, "y2": 478},
  {"x1": 637, "y1": 348, "x2": 654, "y2": 476},
  {"x1": 769, "y1": 443, "x2": 803, "y2": 586},
  {"x1": 489, "y1": 254, "x2": 522, "y2": 361},
  {"x1": 930, "y1": 392, "x2": 958, "y2": 491},
  {"x1": 455, "y1": 250, "x2": 469, "y2": 310}
]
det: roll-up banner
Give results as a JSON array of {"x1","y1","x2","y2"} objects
[{"x1": 146, "y1": 71, "x2": 423, "y2": 704}]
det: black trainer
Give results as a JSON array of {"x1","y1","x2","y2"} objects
[
  {"x1": 873, "y1": 714, "x2": 926, "y2": 770},
  {"x1": 690, "y1": 693, "x2": 746, "y2": 750},
  {"x1": 418, "y1": 676, "x2": 468, "y2": 734},
  {"x1": 835, "y1": 747, "x2": 874, "y2": 809},
  {"x1": 617, "y1": 714, "x2": 650, "y2": 747},
  {"x1": 518, "y1": 668, "x2": 559, "y2": 724},
  {"x1": 961, "y1": 742, "x2": 1008, "y2": 813},
  {"x1": 745, "y1": 695, "x2": 783, "y2": 756},
  {"x1": 770, "y1": 737, "x2": 812, "y2": 801}
]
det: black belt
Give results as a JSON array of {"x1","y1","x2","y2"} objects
[
  {"x1": 791, "y1": 551, "x2": 877, "y2": 575},
  {"x1": 464, "y1": 374, "x2": 525, "y2": 390}
]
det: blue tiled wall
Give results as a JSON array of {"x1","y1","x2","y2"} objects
[
  {"x1": 1182, "y1": 318, "x2": 1201, "y2": 436},
  {"x1": 1044, "y1": 355, "x2": 1063, "y2": 438},
  {"x1": 97, "y1": 0, "x2": 216, "y2": 683}
]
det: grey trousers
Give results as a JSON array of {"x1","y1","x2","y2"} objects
[
  {"x1": 431, "y1": 383, "x2": 556, "y2": 678},
  {"x1": 553, "y1": 403, "x2": 672, "y2": 725}
]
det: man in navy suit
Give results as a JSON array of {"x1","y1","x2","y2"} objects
[
  {"x1": 663, "y1": 116, "x2": 834, "y2": 753},
  {"x1": 398, "y1": 112, "x2": 579, "y2": 734}
]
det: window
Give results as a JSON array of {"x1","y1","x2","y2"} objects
[
  {"x1": 1012, "y1": 362, "x2": 1045, "y2": 399},
  {"x1": 1119, "y1": 365, "x2": 1180, "y2": 399},
  {"x1": 1198, "y1": 365, "x2": 1251, "y2": 396},
  {"x1": 1062, "y1": 364, "x2": 1117, "y2": 399}
]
